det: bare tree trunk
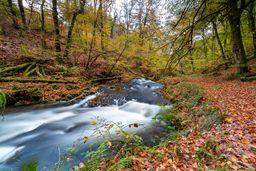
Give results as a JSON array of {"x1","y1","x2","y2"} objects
[
  {"x1": 248, "y1": 3, "x2": 256, "y2": 58},
  {"x1": 189, "y1": 56, "x2": 195, "y2": 72},
  {"x1": 64, "y1": 0, "x2": 85, "y2": 59},
  {"x1": 110, "y1": 11, "x2": 117, "y2": 39},
  {"x1": 190, "y1": 38, "x2": 195, "y2": 72},
  {"x1": 212, "y1": 20, "x2": 228, "y2": 69},
  {"x1": 64, "y1": 0, "x2": 85, "y2": 58},
  {"x1": 99, "y1": 0, "x2": 105, "y2": 51},
  {"x1": 17, "y1": 0, "x2": 27, "y2": 28},
  {"x1": 7, "y1": 0, "x2": 19, "y2": 28},
  {"x1": 41, "y1": 0, "x2": 46, "y2": 48},
  {"x1": 64, "y1": 12, "x2": 79, "y2": 58},
  {"x1": 228, "y1": 3, "x2": 248, "y2": 74},
  {"x1": 202, "y1": 28, "x2": 208, "y2": 68},
  {"x1": 86, "y1": 0, "x2": 98, "y2": 69},
  {"x1": 52, "y1": 0, "x2": 61, "y2": 53},
  {"x1": 27, "y1": 0, "x2": 35, "y2": 26}
]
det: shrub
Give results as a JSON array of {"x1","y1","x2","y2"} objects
[
  {"x1": 154, "y1": 105, "x2": 183, "y2": 130},
  {"x1": 195, "y1": 148, "x2": 215, "y2": 164},
  {"x1": 107, "y1": 156, "x2": 133, "y2": 171},
  {"x1": 21, "y1": 160, "x2": 38, "y2": 171},
  {"x1": 166, "y1": 82, "x2": 204, "y2": 109},
  {"x1": 0, "y1": 91, "x2": 6, "y2": 112},
  {"x1": 82, "y1": 141, "x2": 112, "y2": 171},
  {"x1": 198, "y1": 104, "x2": 224, "y2": 131}
]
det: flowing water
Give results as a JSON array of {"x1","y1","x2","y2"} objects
[{"x1": 0, "y1": 78, "x2": 169, "y2": 170}]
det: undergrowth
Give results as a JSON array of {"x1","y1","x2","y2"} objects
[
  {"x1": 0, "y1": 91, "x2": 6, "y2": 113},
  {"x1": 165, "y1": 82, "x2": 224, "y2": 131}
]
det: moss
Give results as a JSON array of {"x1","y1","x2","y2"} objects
[
  {"x1": 154, "y1": 105, "x2": 183, "y2": 130},
  {"x1": 164, "y1": 82, "x2": 224, "y2": 131},
  {"x1": 6, "y1": 87, "x2": 43, "y2": 105},
  {"x1": 107, "y1": 156, "x2": 133, "y2": 171},
  {"x1": 0, "y1": 91, "x2": 6, "y2": 111}
]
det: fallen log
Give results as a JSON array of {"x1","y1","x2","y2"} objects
[
  {"x1": 0, "y1": 63, "x2": 32, "y2": 76},
  {"x1": 17, "y1": 55, "x2": 54, "y2": 64},
  {"x1": 0, "y1": 77, "x2": 76, "y2": 84},
  {"x1": 241, "y1": 76, "x2": 256, "y2": 82},
  {"x1": 91, "y1": 76, "x2": 122, "y2": 84}
]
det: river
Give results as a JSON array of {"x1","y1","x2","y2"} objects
[{"x1": 0, "y1": 78, "x2": 169, "y2": 170}]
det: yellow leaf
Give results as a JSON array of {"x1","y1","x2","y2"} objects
[
  {"x1": 90, "y1": 120, "x2": 97, "y2": 125},
  {"x1": 225, "y1": 117, "x2": 232, "y2": 123}
]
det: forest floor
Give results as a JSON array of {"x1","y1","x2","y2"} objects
[
  {"x1": 125, "y1": 66, "x2": 256, "y2": 171},
  {"x1": 187, "y1": 69, "x2": 256, "y2": 170},
  {"x1": 0, "y1": 28, "x2": 120, "y2": 106}
]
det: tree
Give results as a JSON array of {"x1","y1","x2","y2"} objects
[
  {"x1": 165, "y1": 0, "x2": 255, "y2": 74},
  {"x1": 247, "y1": 2, "x2": 256, "y2": 58},
  {"x1": 7, "y1": 0, "x2": 19, "y2": 28},
  {"x1": 52, "y1": 0, "x2": 61, "y2": 53},
  {"x1": 17, "y1": 0, "x2": 27, "y2": 28},
  {"x1": 64, "y1": 0, "x2": 85, "y2": 58},
  {"x1": 26, "y1": 0, "x2": 35, "y2": 25},
  {"x1": 110, "y1": 10, "x2": 117, "y2": 39},
  {"x1": 41, "y1": 0, "x2": 46, "y2": 48},
  {"x1": 98, "y1": 0, "x2": 105, "y2": 51},
  {"x1": 212, "y1": 19, "x2": 228, "y2": 69},
  {"x1": 227, "y1": 0, "x2": 249, "y2": 74}
]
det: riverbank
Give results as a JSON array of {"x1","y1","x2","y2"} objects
[
  {"x1": 76, "y1": 79, "x2": 224, "y2": 170},
  {"x1": 77, "y1": 69, "x2": 256, "y2": 170}
]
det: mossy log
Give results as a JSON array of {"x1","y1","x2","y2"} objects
[
  {"x1": 0, "y1": 63, "x2": 32, "y2": 76},
  {"x1": 0, "y1": 77, "x2": 76, "y2": 84},
  {"x1": 5, "y1": 88, "x2": 43, "y2": 105},
  {"x1": 241, "y1": 76, "x2": 256, "y2": 82},
  {"x1": 23, "y1": 62, "x2": 36, "y2": 77},
  {"x1": 91, "y1": 76, "x2": 122, "y2": 83},
  {"x1": 17, "y1": 56, "x2": 54, "y2": 64}
]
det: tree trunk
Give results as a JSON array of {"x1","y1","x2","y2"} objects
[
  {"x1": 17, "y1": 0, "x2": 27, "y2": 28},
  {"x1": 202, "y1": 28, "x2": 208, "y2": 68},
  {"x1": 64, "y1": 12, "x2": 78, "y2": 58},
  {"x1": 27, "y1": 0, "x2": 35, "y2": 26},
  {"x1": 110, "y1": 12, "x2": 117, "y2": 39},
  {"x1": 189, "y1": 56, "x2": 195, "y2": 72},
  {"x1": 212, "y1": 20, "x2": 228, "y2": 69},
  {"x1": 85, "y1": 0, "x2": 98, "y2": 69},
  {"x1": 52, "y1": 0, "x2": 61, "y2": 53},
  {"x1": 41, "y1": 0, "x2": 46, "y2": 48},
  {"x1": 99, "y1": 0, "x2": 105, "y2": 51},
  {"x1": 64, "y1": 0, "x2": 85, "y2": 59},
  {"x1": 248, "y1": 4, "x2": 256, "y2": 58},
  {"x1": 228, "y1": 3, "x2": 249, "y2": 74},
  {"x1": 7, "y1": 0, "x2": 19, "y2": 28}
]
